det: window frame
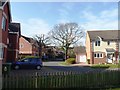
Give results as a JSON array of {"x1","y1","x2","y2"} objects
[
  {"x1": 1, "y1": 15, "x2": 6, "y2": 31},
  {"x1": 95, "y1": 40, "x2": 100, "y2": 46},
  {"x1": 20, "y1": 43, "x2": 24, "y2": 48},
  {"x1": 107, "y1": 41, "x2": 110, "y2": 45},
  {"x1": 0, "y1": 48, "x2": 4, "y2": 60},
  {"x1": 94, "y1": 53, "x2": 103, "y2": 58}
]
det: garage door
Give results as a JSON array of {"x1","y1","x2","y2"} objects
[{"x1": 79, "y1": 55, "x2": 86, "y2": 62}]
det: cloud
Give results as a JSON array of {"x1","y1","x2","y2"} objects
[
  {"x1": 12, "y1": 18, "x2": 51, "y2": 37},
  {"x1": 57, "y1": 3, "x2": 75, "y2": 24},
  {"x1": 80, "y1": 8, "x2": 118, "y2": 31},
  {"x1": 58, "y1": 9, "x2": 69, "y2": 19}
]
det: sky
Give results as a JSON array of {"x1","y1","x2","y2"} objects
[{"x1": 10, "y1": 1, "x2": 118, "y2": 45}]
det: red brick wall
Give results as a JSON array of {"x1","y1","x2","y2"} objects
[
  {"x1": 7, "y1": 33, "x2": 19, "y2": 62},
  {"x1": 7, "y1": 51, "x2": 16, "y2": 62},
  {"x1": 0, "y1": 10, "x2": 2, "y2": 44},
  {"x1": 2, "y1": 2, "x2": 10, "y2": 45},
  {"x1": 90, "y1": 42, "x2": 94, "y2": 64},
  {"x1": 19, "y1": 37, "x2": 32, "y2": 54},
  {"x1": 32, "y1": 45, "x2": 39, "y2": 56},
  {"x1": 8, "y1": 34, "x2": 18, "y2": 49},
  {"x1": 1, "y1": 2, "x2": 11, "y2": 63},
  {"x1": 92, "y1": 52, "x2": 106, "y2": 64}
]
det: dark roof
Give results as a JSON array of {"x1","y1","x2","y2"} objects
[
  {"x1": 22, "y1": 35, "x2": 32, "y2": 43},
  {"x1": 106, "y1": 48, "x2": 115, "y2": 52},
  {"x1": 74, "y1": 46, "x2": 86, "y2": 54},
  {"x1": 87, "y1": 30, "x2": 120, "y2": 41},
  {"x1": 9, "y1": 23, "x2": 21, "y2": 36},
  {"x1": 22, "y1": 35, "x2": 39, "y2": 47}
]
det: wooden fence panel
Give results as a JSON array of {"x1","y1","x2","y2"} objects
[{"x1": 2, "y1": 70, "x2": 120, "y2": 89}]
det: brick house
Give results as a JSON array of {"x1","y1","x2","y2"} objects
[
  {"x1": 0, "y1": 1, "x2": 11, "y2": 63},
  {"x1": 19, "y1": 35, "x2": 39, "y2": 58},
  {"x1": 86, "y1": 30, "x2": 120, "y2": 64},
  {"x1": 7, "y1": 23, "x2": 21, "y2": 62}
]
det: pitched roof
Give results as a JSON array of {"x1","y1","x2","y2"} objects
[
  {"x1": 21, "y1": 35, "x2": 32, "y2": 43},
  {"x1": 74, "y1": 46, "x2": 86, "y2": 54},
  {"x1": 21, "y1": 35, "x2": 39, "y2": 47},
  {"x1": 87, "y1": 30, "x2": 120, "y2": 41},
  {"x1": 106, "y1": 48, "x2": 115, "y2": 52}
]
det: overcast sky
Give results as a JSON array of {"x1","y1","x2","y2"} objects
[{"x1": 10, "y1": 1, "x2": 118, "y2": 45}]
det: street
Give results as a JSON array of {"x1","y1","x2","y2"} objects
[{"x1": 8, "y1": 61, "x2": 112, "y2": 76}]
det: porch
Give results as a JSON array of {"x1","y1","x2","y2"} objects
[{"x1": 106, "y1": 48, "x2": 119, "y2": 64}]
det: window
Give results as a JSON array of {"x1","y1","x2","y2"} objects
[
  {"x1": 107, "y1": 41, "x2": 110, "y2": 45},
  {"x1": 100, "y1": 53, "x2": 102, "y2": 57},
  {"x1": 2, "y1": 16, "x2": 6, "y2": 31},
  {"x1": 97, "y1": 53, "x2": 99, "y2": 57},
  {"x1": 94, "y1": 53, "x2": 96, "y2": 57},
  {"x1": 94, "y1": 53, "x2": 103, "y2": 58},
  {"x1": 95, "y1": 40, "x2": 100, "y2": 46},
  {"x1": 20, "y1": 43, "x2": 24, "y2": 48},
  {"x1": 0, "y1": 48, "x2": 4, "y2": 59},
  {"x1": 113, "y1": 53, "x2": 114, "y2": 57}
]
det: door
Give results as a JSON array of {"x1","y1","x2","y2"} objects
[{"x1": 79, "y1": 55, "x2": 86, "y2": 62}]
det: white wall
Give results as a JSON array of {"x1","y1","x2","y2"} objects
[{"x1": 93, "y1": 41, "x2": 116, "y2": 52}]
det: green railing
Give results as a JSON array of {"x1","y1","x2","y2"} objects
[{"x1": 2, "y1": 70, "x2": 120, "y2": 89}]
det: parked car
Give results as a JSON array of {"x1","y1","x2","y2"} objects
[{"x1": 12, "y1": 57, "x2": 43, "y2": 70}]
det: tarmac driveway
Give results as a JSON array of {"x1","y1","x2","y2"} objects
[
  {"x1": 43, "y1": 61, "x2": 109, "y2": 73},
  {"x1": 9, "y1": 61, "x2": 114, "y2": 76}
]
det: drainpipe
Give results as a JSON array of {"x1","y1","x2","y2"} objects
[{"x1": 116, "y1": 39, "x2": 119, "y2": 64}]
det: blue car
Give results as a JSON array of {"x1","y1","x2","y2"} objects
[{"x1": 12, "y1": 57, "x2": 43, "y2": 70}]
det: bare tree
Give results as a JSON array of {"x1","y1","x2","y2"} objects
[
  {"x1": 33, "y1": 34, "x2": 50, "y2": 58},
  {"x1": 49, "y1": 22, "x2": 85, "y2": 60}
]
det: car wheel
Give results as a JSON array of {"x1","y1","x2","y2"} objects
[
  {"x1": 14, "y1": 65, "x2": 20, "y2": 70},
  {"x1": 36, "y1": 65, "x2": 41, "y2": 70}
]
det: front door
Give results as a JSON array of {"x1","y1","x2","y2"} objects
[{"x1": 107, "y1": 53, "x2": 113, "y2": 63}]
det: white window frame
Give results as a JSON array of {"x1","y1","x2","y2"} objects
[
  {"x1": 94, "y1": 53, "x2": 103, "y2": 58},
  {"x1": 95, "y1": 40, "x2": 100, "y2": 46},
  {"x1": 20, "y1": 43, "x2": 24, "y2": 48},
  {"x1": 107, "y1": 41, "x2": 110, "y2": 45},
  {"x1": 2, "y1": 16, "x2": 6, "y2": 31},
  {"x1": 0, "y1": 48, "x2": 4, "y2": 60}
]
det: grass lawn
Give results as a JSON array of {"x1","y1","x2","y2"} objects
[
  {"x1": 108, "y1": 88, "x2": 120, "y2": 90},
  {"x1": 90, "y1": 64, "x2": 120, "y2": 68},
  {"x1": 105, "y1": 86, "x2": 120, "y2": 90},
  {"x1": 59, "y1": 61, "x2": 72, "y2": 65}
]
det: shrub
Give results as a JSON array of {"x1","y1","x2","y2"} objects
[
  {"x1": 91, "y1": 64, "x2": 110, "y2": 68},
  {"x1": 87, "y1": 59, "x2": 90, "y2": 64},
  {"x1": 24, "y1": 55, "x2": 39, "y2": 58},
  {"x1": 65, "y1": 58, "x2": 75, "y2": 64}
]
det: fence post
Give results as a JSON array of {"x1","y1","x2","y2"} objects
[{"x1": 35, "y1": 72, "x2": 38, "y2": 88}]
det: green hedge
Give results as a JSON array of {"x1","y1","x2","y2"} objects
[
  {"x1": 90, "y1": 64, "x2": 110, "y2": 68},
  {"x1": 24, "y1": 56, "x2": 40, "y2": 58},
  {"x1": 65, "y1": 58, "x2": 75, "y2": 64}
]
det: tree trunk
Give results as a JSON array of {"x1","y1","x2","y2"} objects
[
  {"x1": 39, "y1": 47, "x2": 42, "y2": 58},
  {"x1": 65, "y1": 47, "x2": 68, "y2": 60}
]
